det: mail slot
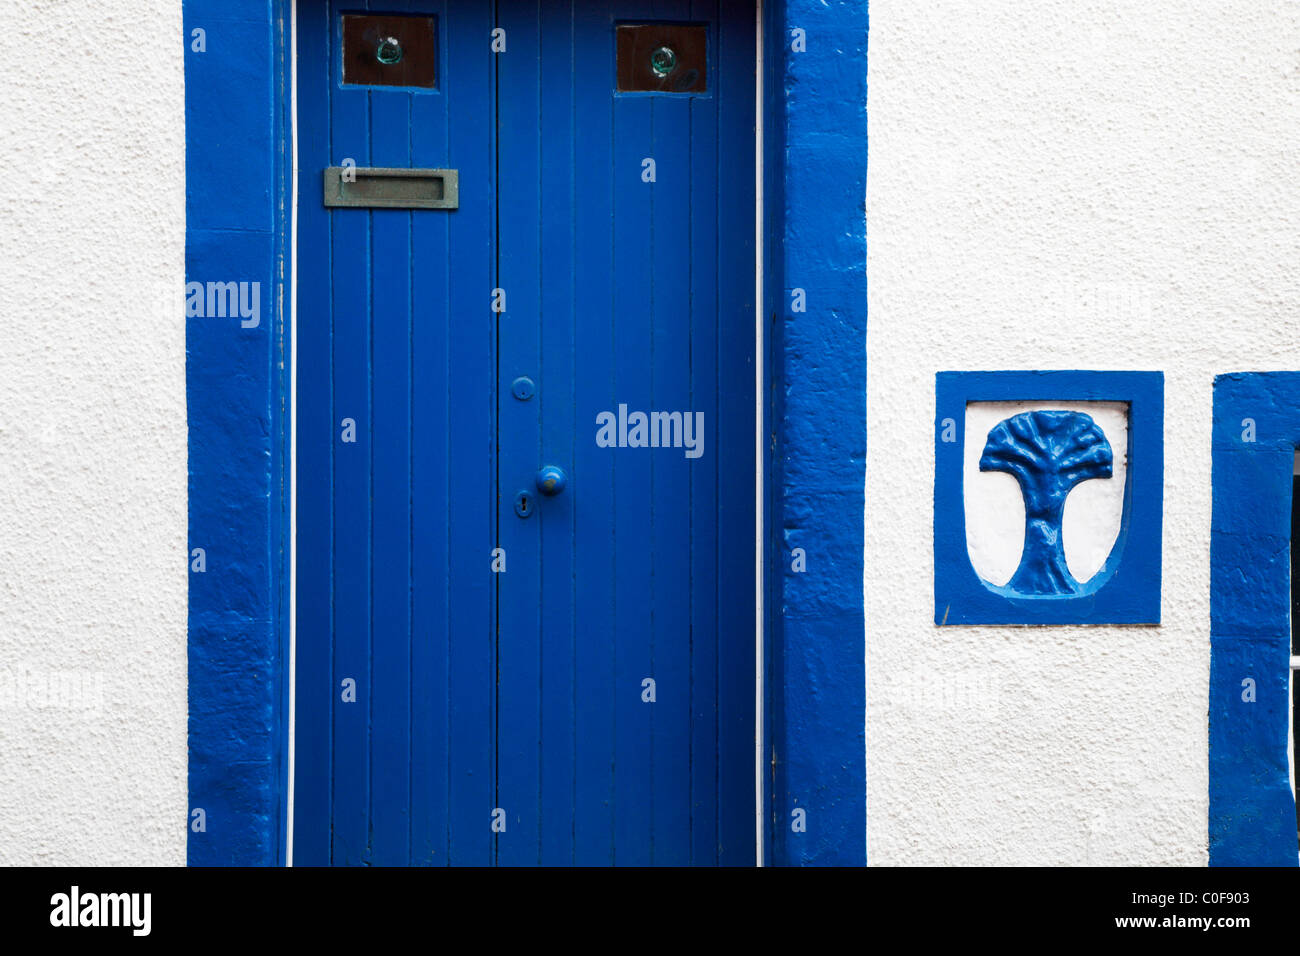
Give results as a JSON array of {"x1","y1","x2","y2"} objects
[{"x1": 322, "y1": 166, "x2": 459, "y2": 209}]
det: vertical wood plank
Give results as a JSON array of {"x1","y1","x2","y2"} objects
[
  {"x1": 571, "y1": 0, "x2": 619, "y2": 867},
  {"x1": 441, "y1": 0, "x2": 498, "y2": 866},
  {"x1": 646, "y1": 0, "x2": 697, "y2": 867},
  {"x1": 292, "y1": 0, "x2": 335, "y2": 868},
  {"x1": 408, "y1": 0, "x2": 451, "y2": 868},
  {"x1": 611, "y1": 17, "x2": 656, "y2": 867},
  {"x1": 367, "y1": 0, "x2": 415, "y2": 863},
  {"x1": 714, "y1": 0, "x2": 757, "y2": 866},
  {"x1": 686, "y1": 0, "x2": 723, "y2": 869},
  {"x1": 328, "y1": 0, "x2": 374, "y2": 866},
  {"x1": 537, "y1": 1, "x2": 579, "y2": 866},
  {"x1": 496, "y1": 0, "x2": 545, "y2": 866}
]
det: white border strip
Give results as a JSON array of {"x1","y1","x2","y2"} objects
[
  {"x1": 285, "y1": 0, "x2": 300, "y2": 868},
  {"x1": 754, "y1": 0, "x2": 766, "y2": 868}
]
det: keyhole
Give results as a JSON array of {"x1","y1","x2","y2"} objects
[{"x1": 514, "y1": 490, "x2": 533, "y2": 518}]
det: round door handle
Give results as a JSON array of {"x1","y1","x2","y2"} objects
[{"x1": 535, "y1": 465, "x2": 567, "y2": 497}]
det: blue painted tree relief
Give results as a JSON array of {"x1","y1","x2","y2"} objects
[{"x1": 979, "y1": 410, "x2": 1114, "y2": 596}]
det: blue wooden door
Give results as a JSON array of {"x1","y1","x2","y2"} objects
[{"x1": 294, "y1": 0, "x2": 755, "y2": 866}]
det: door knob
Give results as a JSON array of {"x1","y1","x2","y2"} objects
[{"x1": 535, "y1": 465, "x2": 567, "y2": 497}]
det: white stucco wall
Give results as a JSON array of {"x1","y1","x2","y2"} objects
[
  {"x1": 866, "y1": 0, "x2": 1300, "y2": 864},
  {"x1": 2, "y1": 0, "x2": 1296, "y2": 868},
  {"x1": 0, "y1": 1, "x2": 187, "y2": 864}
]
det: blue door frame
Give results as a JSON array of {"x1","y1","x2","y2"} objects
[{"x1": 184, "y1": 0, "x2": 867, "y2": 866}]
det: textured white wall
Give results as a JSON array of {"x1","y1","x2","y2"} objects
[
  {"x1": 0, "y1": 1, "x2": 186, "y2": 864},
  {"x1": 2, "y1": 0, "x2": 1295, "y2": 869},
  {"x1": 866, "y1": 0, "x2": 1300, "y2": 864}
]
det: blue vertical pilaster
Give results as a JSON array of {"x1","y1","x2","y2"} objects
[
  {"x1": 184, "y1": 0, "x2": 289, "y2": 866},
  {"x1": 1209, "y1": 373, "x2": 1299, "y2": 866},
  {"x1": 770, "y1": 0, "x2": 869, "y2": 866}
]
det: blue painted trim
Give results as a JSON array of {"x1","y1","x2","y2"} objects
[
  {"x1": 934, "y1": 370, "x2": 1164, "y2": 626},
  {"x1": 1209, "y1": 373, "x2": 1299, "y2": 867},
  {"x1": 759, "y1": 0, "x2": 787, "y2": 869},
  {"x1": 767, "y1": 0, "x2": 868, "y2": 866},
  {"x1": 184, "y1": 0, "x2": 291, "y2": 866}
]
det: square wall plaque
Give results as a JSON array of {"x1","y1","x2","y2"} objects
[{"x1": 934, "y1": 370, "x2": 1164, "y2": 626}]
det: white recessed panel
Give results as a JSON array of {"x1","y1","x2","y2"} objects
[{"x1": 963, "y1": 401, "x2": 1129, "y2": 588}]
